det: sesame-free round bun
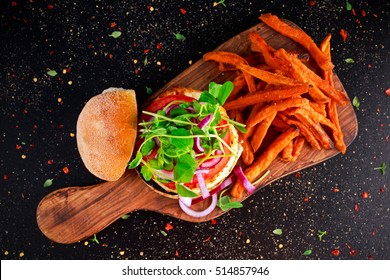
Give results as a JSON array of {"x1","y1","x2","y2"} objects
[{"x1": 76, "y1": 88, "x2": 137, "y2": 181}]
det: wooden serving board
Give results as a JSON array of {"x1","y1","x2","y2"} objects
[{"x1": 36, "y1": 21, "x2": 358, "y2": 244}]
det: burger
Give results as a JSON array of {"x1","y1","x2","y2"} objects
[{"x1": 76, "y1": 82, "x2": 247, "y2": 217}]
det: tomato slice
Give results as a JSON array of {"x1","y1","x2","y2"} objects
[{"x1": 144, "y1": 95, "x2": 195, "y2": 114}]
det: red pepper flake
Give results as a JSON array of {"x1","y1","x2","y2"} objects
[
  {"x1": 47, "y1": 4, "x2": 54, "y2": 10},
  {"x1": 165, "y1": 223, "x2": 173, "y2": 231},
  {"x1": 340, "y1": 29, "x2": 348, "y2": 42},
  {"x1": 49, "y1": 50, "x2": 55, "y2": 55},
  {"x1": 379, "y1": 187, "x2": 385, "y2": 193},
  {"x1": 156, "y1": 42, "x2": 163, "y2": 49},
  {"x1": 109, "y1": 53, "x2": 113, "y2": 59},
  {"x1": 4, "y1": 175, "x2": 9, "y2": 180},
  {"x1": 361, "y1": 9, "x2": 366, "y2": 17},
  {"x1": 143, "y1": 49, "x2": 149, "y2": 54},
  {"x1": 203, "y1": 236, "x2": 211, "y2": 243},
  {"x1": 295, "y1": 172, "x2": 301, "y2": 178},
  {"x1": 331, "y1": 249, "x2": 340, "y2": 257},
  {"x1": 367, "y1": 255, "x2": 374, "y2": 260},
  {"x1": 11, "y1": 2, "x2": 17, "y2": 6},
  {"x1": 16, "y1": 144, "x2": 22, "y2": 150},
  {"x1": 135, "y1": 68, "x2": 139, "y2": 75},
  {"x1": 352, "y1": 8, "x2": 357, "y2": 16},
  {"x1": 58, "y1": 124, "x2": 64, "y2": 129},
  {"x1": 349, "y1": 249, "x2": 358, "y2": 257},
  {"x1": 361, "y1": 192, "x2": 369, "y2": 199},
  {"x1": 62, "y1": 166, "x2": 69, "y2": 174},
  {"x1": 47, "y1": 159, "x2": 53, "y2": 165},
  {"x1": 175, "y1": 250, "x2": 179, "y2": 257},
  {"x1": 332, "y1": 187, "x2": 340, "y2": 193},
  {"x1": 303, "y1": 197, "x2": 309, "y2": 202},
  {"x1": 354, "y1": 204, "x2": 359, "y2": 212},
  {"x1": 180, "y1": 8, "x2": 187, "y2": 14},
  {"x1": 211, "y1": 219, "x2": 217, "y2": 225},
  {"x1": 110, "y1": 22, "x2": 117, "y2": 28},
  {"x1": 309, "y1": 0, "x2": 316, "y2": 7},
  {"x1": 385, "y1": 88, "x2": 390, "y2": 96},
  {"x1": 371, "y1": 230, "x2": 375, "y2": 236}
]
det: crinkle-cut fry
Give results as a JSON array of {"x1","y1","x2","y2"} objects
[
  {"x1": 237, "y1": 63, "x2": 303, "y2": 86},
  {"x1": 203, "y1": 51, "x2": 257, "y2": 92},
  {"x1": 286, "y1": 118, "x2": 321, "y2": 150},
  {"x1": 251, "y1": 112, "x2": 277, "y2": 152},
  {"x1": 281, "y1": 139, "x2": 294, "y2": 161},
  {"x1": 259, "y1": 13, "x2": 334, "y2": 71},
  {"x1": 231, "y1": 126, "x2": 301, "y2": 198},
  {"x1": 291, "y1": 135, "x2": 306, "y2": 161},
  {"x1": 224, "y1": 83, "x2": 309, "y2": 111},
  {"x1": 246, "y1": 97, "x2": 310, "y2": 129},
  {"x1": 286, "y1": 108, "x2": 334, "y2": 150},
  {"x1": 326, "y1": 101, "x2": 347, "y2": 154},
  {"x1": 275, "y1": 48, "x2": 348, "y2": 106}
]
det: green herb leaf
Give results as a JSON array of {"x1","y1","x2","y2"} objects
[
  {"x1": 121, "y1": 214, "x2": 130, "y2": 220},
  {"x1": 345, "y1": 58, "x2": 354, "y2": 63},
  {"x1": 141, "y1": 165, "x2": 152, "y2": 181},
  {"x1": 146, "y1": 86, "x2": 153, "y2": 95},
  {"x1": 173, "y1": 154, "x2": 197, "y2": 183},
  {"x1": 303, "y1": 249, "x2": 312, "y2": 256},
  {"x1": 144, "y1": 55, "x2": 148, "y2": 66},
  {"x1": 170, "y1": 128, "x2": 193, "y2": 150},
  {"x1": 199, "y1": 92, "x2": 218, "y2": 104},
  {"x1": 141, "y1": 139, "x2": 156, "y2": 156},
  {"x1": 174, "y1": 33, "x2": 186, "y2": 41},
  {"x1": 374, "y1": 162, "x2": 387, "y2": 175},
  {"x1": 90, "y1": 234, "x2": 99, "y2": 244},
  {"x1": 317, "y1": 230, "x2": 327, "y2": 241},
  {"x1": 352, "y1": 96, "x2": 360, "y2": 110},
  {"x1": 128, "y1": 151, "x2": 142, "y2": 169},
  {"x1": 109, "y1": 31, "x2": 122, "y2": 38},
  {"x1": 176, "y1": 183, "x2": 198, "y2": 198},
  {"x1": 346, "y1": 1, "x2": 352, "y2": 11},
  {"x1": 217, "y1": 195, "x2": 243, "y2": 211},
  {"x1": 43, "y1": 178, "x2": 54, "y2": 188},
  {"x1": 214, "y1": 0, "x2": 226, "y2": 7},
  {"x1": 47, "y1": 70, "x2": 57, "y2": 77},
  {"x1": 272, "y1": 228, "x2": 283, "y2": 235}
]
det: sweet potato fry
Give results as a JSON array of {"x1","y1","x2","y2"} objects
[
  {"x1": 234, "y1": 110, "x2": 254, "y2": 165},
  {"x1": 259, "y1": 13, "x2": 334, "y2": 71},
  {"x1": 203, "y1": 51, "x2": 257, "y2": 92},
  {"x1": 251, "y1": 112, "x2": 277, "y2": 152},
  {"x1": 281, "y1": 139, "x2": 294, "y2": 161},
  {"x1": 231, "y1": 126, "x2": 300, "y2": 198},
  {"x1": 326, "y1": 101, "x2": 347, "y2": 154},
  {"x1": 291, "y1": 135, "x2": 306, "y2": 161},
  {"x1": 237, "y1": 63, "x2": 303, "y2": 86},
  {"x1": 286, "y1": 118, "x2": 321, "y2": 150},
  {"x1": 320, "y1": 33, "x2": 334, "y2": 86},
  {"x1": 246, "y1": 97, "x2": 310, "y2": 128},
  {"x1": 224, "y1": 83, "x2": 309, "y2": 111},
  {"x1": 227, "y1": 73, "x2": 247, "y2": 101},
  {"x1": 271, "y1": 113, "x2": 290, "y2": 131}
]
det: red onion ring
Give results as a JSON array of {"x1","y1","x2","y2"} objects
[
  {"x1": 191, "y1": 175, "x2": 234, "y2": 205},
  {"x1": 194, "y1": 137, "x2": 205, "y2": 153},
  {"x1": 179, "y1": 193, "x2": 218, "y2": 218},
  {"x1": 198, "y1": 113, "x2": 213, "y2": 129},
  {"x1": 200, "y1": 150, "x2": 223, "y2": 168},
  {"x1": 195, "y1": 170, "x2": 209, "y2": 199},
  {"x1": 233, "y1": 165, "x2": 256, "y2": 194}
]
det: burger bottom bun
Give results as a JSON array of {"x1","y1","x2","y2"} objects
[{"x1": 76, "y1": 87, "x2": 137, "y2": 181}]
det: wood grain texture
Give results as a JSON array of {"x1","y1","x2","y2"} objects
[{"x1": 36, "y1": 21, "x2": 358, "y2": 244}]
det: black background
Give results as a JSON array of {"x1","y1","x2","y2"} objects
[{"x1": 1, "y1": 0, "x2": 389, "y2": 260}]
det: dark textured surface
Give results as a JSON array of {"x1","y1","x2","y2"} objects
[{"x1": 1, "y1": 0, "x2": 389, "y2": 260}]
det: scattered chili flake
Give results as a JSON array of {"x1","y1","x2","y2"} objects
[
  {"x1": 303, "y1": 197, "x2": 309, "y2": 202},
  {"x1": 16, "y1": 144, "x2": 22, "y2": 150},
  {"x1": 180, "y1": 8, "x2": 187, "y2": 15},
  {"x1": 211, "y1": 219, "x2": 217, "y2": 224},
  {"x1": 143, "y1": 49, "x2": 149, "y2": 54},
  {"x1": 385, "y1": 88, "x2": 390, "y2": 97},
  {"x1": 331, "y1": 249, "x2": 340, "y2": 257},
  {"x1": 47, "y1": 159, "x2": 53, "y2": 164},
  {"x1": 379, "y1": 187, "x2": 385, "y2": 193},
  {"x1": 4, "y1": 175, "x2": 9, "y2": 180},
  {"x1": 351, "y1": 8, "x2": 356, "y2": 16},
  {"x1": 354, "y1": 204, "x2": 359, "y2": 212},
  {"x1": 349, "y1": 249, "x2": 358, "y2": 257},
  {"x1": 371, "y1": 230, "x2": 375, "y2": 236},
  {"x1": 11, "y1": 2, "x2": 17, "y2": 7},
  {"x1": 165, "y1": 223, "x2": 173, "y2": 231},
  {"x1": 62, "y1": 166, "x2": 69, "y2": 174},
  {"x1": 203, "y1": 236, "x2": 211, "y2": 243},
  {"x1": 49, "y1": 50, "x2": 55, "y2": 55},
  {"x1": 156, "y1": 42, "x2": 163, "y2": 49},
  {"x1": 47, "y1": 4, "x2": 54, "y2": 10},
  {"x1": 295, "y1": 171, "x2": 301, "y2": 178},
  {"x1": 340, "y1": 29, "x2": 348, "y2": 42},
  {"x1": 367, "y1": 255, "x2": 374, "y2": 260},
  {"x1": 361, "y1": 192, "x2": 369, "y2": 199},
  {"x1": 309, "y1": 0, "x2": 316, "y2": 7},
  {"x1": 361, "y1": 9, "x2": 366, "y2": 17},
  {"x1": 110, "y1": 22, "x2": 117, "y2": 28},
  {"x1": 333, "y1": 187, "x2": 340, "y2": 193},
  {"x1": 175, "y1": 250, "x2": 179, "y2": 257}
]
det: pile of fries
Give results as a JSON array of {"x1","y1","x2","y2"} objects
[{"x1": 203, "y1": 14, "x2": 349, "y2": 199}]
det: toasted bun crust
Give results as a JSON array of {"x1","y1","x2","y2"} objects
[
  {"x1": 76, "y1": 88, "x2": 137, "y2": 181},
  {"x1": 150, "y1": 87, "x2": 243, "y2": 196}
]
